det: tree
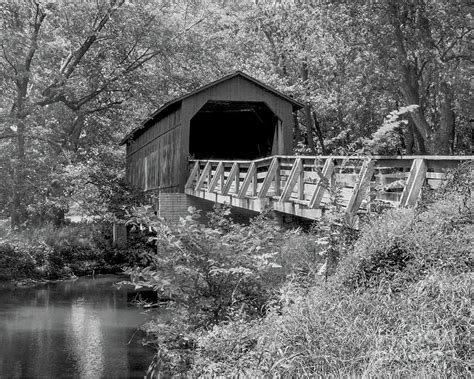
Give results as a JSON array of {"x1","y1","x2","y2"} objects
[
  {"x1": 0, "y1": 0, "x2": 189, "y2": 227},
  {"x1": 352, "y1": 0, "x2": 472, "y2": 154}
]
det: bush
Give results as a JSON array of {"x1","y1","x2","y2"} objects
[
  {"x1": 0, "y1": 222, "x2": 130, "y2": 281},
  {"x1": 123, "y1": 205, "x2": 307, "y2": 374},
  {"x1": 335, "y1": 208, "x2": 415, "y2": 290},
  {"x1": 186, "y1": 166, "x2": 473, "y2": 378},
  {"x1": 220, "y1": 271, "x2": 471, "y2": 378},
  {"x1": 0, "y1": 242, "x2": 39, "y2": 281},
  {"x1": 336, "y1": 189, "x2": 472, "y2": 291}
]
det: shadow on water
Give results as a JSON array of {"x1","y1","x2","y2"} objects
[{"x1": 0, "y1": 275, "x2": 164, "y2": 378}]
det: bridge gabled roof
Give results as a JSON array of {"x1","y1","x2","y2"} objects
[{"x1": 120, "y1": 71, "x2": 303, "y2": 145}]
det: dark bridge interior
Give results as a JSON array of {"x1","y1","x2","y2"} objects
[{"x1": 189, "y1": 101, "x2": 278, "y2": 160}]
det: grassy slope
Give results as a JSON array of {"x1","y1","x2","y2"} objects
[{"x1": 191, "y1": 181, "x2": 473, "y2": 377}]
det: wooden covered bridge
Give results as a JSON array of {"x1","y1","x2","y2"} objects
[{"x1": 121, "y1": 72, "x2": 472, "y2": 224}]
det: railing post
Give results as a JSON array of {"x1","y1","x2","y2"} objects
[
  {"x1": 258, "y1": 157, "x2": 279, "y2": 198},
  {"x1": 208, "y1": 162, "x2": 224, "y2": 193},
  {"x1": 308, "y1": 158, "x2": 335, "y2": 209},
  {"x1": 185, "y1": 161, "x2": 200, "y2": 190},
  {"x1": 280, "y1": 158, "x2": 302, "y2": 203},
  {"x1": 238, "y1": 162, "x2": 256, "y2": 198},
  {"x1": 345, "y1": 158, "x2": 375, "y2": 216},
  {"x1": 195, "y1": 161, "x2": 212, "y2": 191},
  {"x1": 222, "y1": 162, "x2": 239, "y2": 195},
  {"x1": 252, "y1": 168, "x2": 258, "y2": 196},
  {"x1": 298, "y1": 165, "x2": 305, "y2": 200},
  {"x1": 220, "y1": 165, "x2": 225, "y2": 193},
  {"x1": 399, "y1": 158, "x2": 427, "y2": 207}
]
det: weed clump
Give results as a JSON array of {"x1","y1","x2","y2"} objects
[
  {"x1": 189, "y1": 166, "x2": 473, "y2": 377},
  {"x1": 127, "y1": 164, "x2": 473, "y2": 377},
  {"x1": 0, "y1": 223, "x2": 130, "y2": 281}
]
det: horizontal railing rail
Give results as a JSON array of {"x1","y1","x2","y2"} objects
[{"x1": 185, "y1": 155, "x2": 473, "y2": 221}]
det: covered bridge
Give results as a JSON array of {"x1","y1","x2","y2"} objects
[
  {"x1": 121, "y1": 71, "x2": 303, "y2": 221},
  {"x1": 121, "y1": 72, "x2": 473, "y2": 226}
]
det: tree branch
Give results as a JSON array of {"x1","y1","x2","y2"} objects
[
  {"x1": 1, "y1": 44, "x2": 18, "y2": 74},
  {"x1": 24, "y1": 2, "x2": 45, "y2": 75},
  {"x1": 60, "y1": 0, "x2": 124, "y2": 79}
]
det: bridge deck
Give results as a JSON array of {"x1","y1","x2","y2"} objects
[{"x1": 185, "y1": 155, "x2": 473, "y2": 221}]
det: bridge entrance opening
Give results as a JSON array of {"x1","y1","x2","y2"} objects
[{"x1": 189, "y1": 101, "x2": 278, "y2": 160}]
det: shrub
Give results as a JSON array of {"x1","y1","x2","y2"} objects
[
  {"x1": 335, "y1": 208, "x2": 415, "y2": 290},
  {"x1": 0, "y1": 242, "x2": 39, "y2": 281},
  {"x1": 336, "y1": 184, "x2": 472, "y2": 291},
  {"x1": 228, "y1": 271, "x2": 471, "y2": 377},
  {"x1": 125, "y1": 205, "x2": 289, "y2": 324},
  {"x1": 186, "y1": 167, "x2": 473, "y2": 378},
  {"x1": 123, "y1": 205, "x2": 304, "y2": 374},
  {"x1": 0, "y1": 222, "x2": 128, "y2": 281}
]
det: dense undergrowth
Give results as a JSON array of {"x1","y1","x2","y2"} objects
[
  {"x1": 0, "y1": 222, "x2": 134, "y2": 282},
  {"x1": 126, "y1": 163, "x2": 472, "y2": 377}
]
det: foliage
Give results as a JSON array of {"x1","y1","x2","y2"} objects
[
  {"x1": 0, "y1": 241, "x2": 40, "y2": 281},
  {"x1": 217, "y1": 272, "x2": 471, "y2": 378},
  {"x1": 123, "y1": 205, "x2": 329, "y2": 374},
  {"x1": 0, "y1": 0, "x2": 208, "y2": 227},
  {"x1": 336, "y1": 162, "x2": 473, "y2": 291},
  {"x1": 125, "y1": 205, "x2": 288, "y2": 322},
  {"x1": 361, "y1": 105, "x2": 419, "y2": 155},
  {"x1": 0, "y1": 222, "x2": 130, "y2": 281},
  {"x1": 183, "y1": 166, "x2": 473, "y2": 377},
  {"x1": 1, "y1": 0, "x2": 472, "y2": 227}
]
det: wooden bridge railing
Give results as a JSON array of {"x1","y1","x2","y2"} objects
[{"x1": 185, "y1": 155, "x2": 473, "y2": 220}]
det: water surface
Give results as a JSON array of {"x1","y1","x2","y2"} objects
[{"x1": 0, "y1": 275, "x2": 159, "y2": 378}]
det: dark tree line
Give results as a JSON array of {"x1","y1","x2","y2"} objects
[{"x1": 1, "y1": 0, "x2": 471, "y2": 227}]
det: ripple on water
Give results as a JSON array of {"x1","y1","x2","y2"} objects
[{"x1": 0, "y1": 275, "x2": 162, "y2": 378}]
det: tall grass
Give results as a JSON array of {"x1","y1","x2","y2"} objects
[{"x1": 190, "y1": 174, "x2": 473, "y2": 377}]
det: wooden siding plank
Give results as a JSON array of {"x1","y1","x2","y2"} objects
[
  {"x1": 345, "y1": 159, "x2": 375, "y2": 216},
  {"x1": 258, "y1": 157, "x2": 279, "y2": 198},
  {"x1": 399, "y1": 158, "x2": 427, "y2": 207},
  {"x1": 238, "y1": 162, "x2": 256, "y2": 198},
  {"x1": 308, "y1": 158, "x2": 335, "y2": 209},
  {"x1": 279, "y1": 158, "x2": 303, "y2": 202},
  {"x1": 126, "y1": 126, "x2": 181, "y2": 191}
]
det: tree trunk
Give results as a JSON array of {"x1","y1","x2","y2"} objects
[
  {"x1": 399, "y1": 64, "x2": 433, "y2": 148},
  {"x1": 293, "y1": 112, "x2": 301, "y2": 146},
  {"x1": 413, "y1": 123, "x2": 427, "y2": 154},
  {"x1": 69, "y1": 113, "x2": 85, "y2": 151},
  {"x1": 303, "y1": 105, "x2": 316, "y2": 153},
  {"x1": 312, "y1": 111, "x2": 327, "y2": 154},
  {"x1": 11, "y1": 109, "x2": 27, "y2": 229},
  {"x1": 435, "y1": 82, "x2": 455, "y2": 155},
  {"x1": 300, "y1": 62, "x2": 316, "y2": 153},
  {"x1": 405, "y1": 118, "x2": 414, "y2": 154},
  {"x1": 389, "y1": 4, "x2": 435, "y2": 153}
]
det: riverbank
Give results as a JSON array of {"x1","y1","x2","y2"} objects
[
  {"x1": 125, "y1": 165, "x2": 473, "y2": 377},
  {"x1": 0, "y1": 222, "x2": 141, "y2": 284}
]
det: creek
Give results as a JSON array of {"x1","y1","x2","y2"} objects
[{"x1": 0, "y1": 275, "x2": 161, "y2": 378}]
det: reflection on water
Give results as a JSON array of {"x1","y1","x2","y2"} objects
[
  {"x1": 70, "y1": 304, "x2": 104, "y2": 378},
  {"x1": 0, "y1": 275, "x2": 160, "y2": 378}
]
